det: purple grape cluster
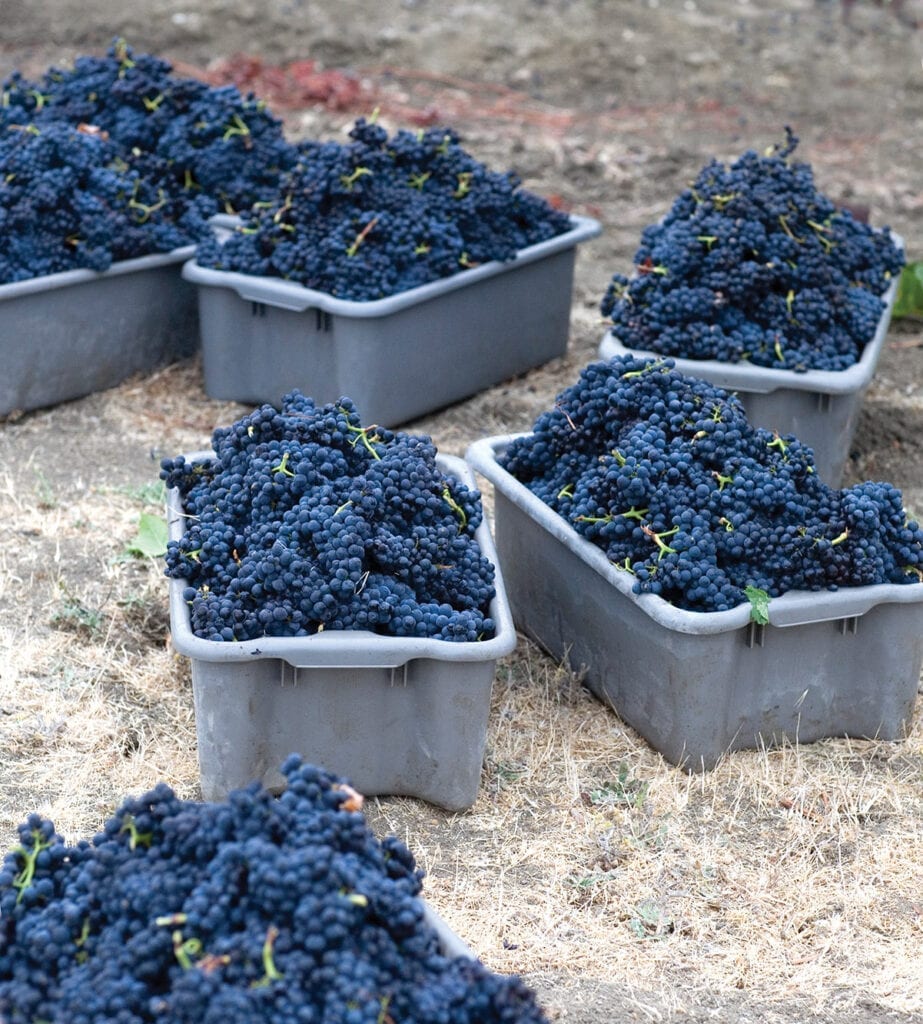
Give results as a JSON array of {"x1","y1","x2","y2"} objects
[
  {"x1": 501, "y1": 355, "x2": 923, "y2": 613},
  {"x1": 0, "y1": 122, "x2": 211, "y2": 282},
  {"x1": 600, "y1": 129, "x2": 904, "y2": 371},
  {"x1": 195, "y1": 116, "x2": 573, "y2": 301},
  {"x1": 0, "y1": 757, "x2": 548, "y2": 1023},
  {"x1": 162, "y1": 391, "x2": 497, "y2": 642},
  {"x1": 0, "y1": 40, "x2": 297, "y2": 283}
]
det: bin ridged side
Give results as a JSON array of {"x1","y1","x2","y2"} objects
[
  {"x1": 0, "y1": 248, "x2": 198, "y2": 416},
  {"x1": 189, "y1": 657, "x2": 497, "y2": 809},
  {"x1": 467, "y1": 436, "x2": 923, "y2": 771}
]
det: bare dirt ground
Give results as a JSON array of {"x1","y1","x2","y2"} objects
[{"x1": 1, "y1": 2, "x2": 923, "y2": 1022}]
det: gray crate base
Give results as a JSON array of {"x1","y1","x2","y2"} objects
[
  {"x1": 0, "y1": 248, "x2": 198, "y2": 417},
  {"x1": 184, "y1": 216, "x2": 599, "y2": 426},
  {"x1": 467, "y1": 437, "x2": 923, "y2": 771},
  {"x1": 598, "y1": 276, "x2": 897, "y2": 486},
  {"x1": 191, "y1": 658, "x2": 495, "y2": 810},
  {"x1": 169, "y1": 454, "x2": 516, "y2": 811}
]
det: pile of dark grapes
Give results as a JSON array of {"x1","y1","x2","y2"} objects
[
  {"x1": 0, "y1": 40, "x2": 297, "y2": 283},
  {"x1": 600, "y1": 129, "x2": 905, "y2": 371},
  {"x1": 195, "y1": 116, "x2": 573, "y2": 301},
  {"x1": 161, "y1": 391, "x2": 497, "y2": 642},
  {"x1": 501, "y1": 355, "x2": 923, "y2": 613},
  {"x1": 0, "y1": 757, "x2": 548, "y2": 1023},
  {"x1": 0, "y1": 122, "x2": 212, "y2": 282}
]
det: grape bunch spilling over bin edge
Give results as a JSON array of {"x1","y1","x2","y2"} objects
[
  {"x1": 1, "y1": 41, "x2": 572, "y2": 295},
  {"x1": 501, "y1": 355, "x2": 923, "y2": 613},
  {"x1": 195, "y1": 116, "x2": 573, "y2": 301},
  {"x1": 162, "y1": 391, "x2": 497, "y2": 643},
  {"x1": 0, "y1": 40, "x2": 297, "y2": 283},
  {"x1": 600, "y1": 129, "x2": 905, "y2": 371},
  {"x1": 0, "y1": 757, "x2": 548, "y2": 1023}
]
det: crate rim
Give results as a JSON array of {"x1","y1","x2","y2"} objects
[
  {"x1": 0, "y1": 245, "x2": 195, "y2": 302},
  {"x1": 182, "y1": 213, "x2": 601, "y2": 317},
  {"x1": 466, "y1": 433, "x2": 923, "y2": 636}
]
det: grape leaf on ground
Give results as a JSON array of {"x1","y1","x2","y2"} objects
[
  {"x1": 894, "y1": 261, "x2": 923, "y2": 319},
  {"x1": 126, "y1": 513, "x2": 169, "y2": 557}
]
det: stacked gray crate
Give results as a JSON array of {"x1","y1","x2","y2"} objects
[{"x1": 0, "y1": 248, "x2": 198, "y2": 416}]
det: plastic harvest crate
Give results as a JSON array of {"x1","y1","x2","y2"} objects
[
  {"x1": 467, "y1": 435, "x2": 923, "y2": 771},
  {"x1": 0, "y1": 247, "x2": 198, "y2": 417},
  {"x1": 167, "y1": 453, "x2": 517, "y2": 811},
  {"x1": 598, "y1": 276, "x2": 898, "y2": 487},
  {"x1": 421, "y1": 902, "x2": 474, "y2": 960},
  {"x1": 182, "y1": 215, "x2": 601, "y2": 425}
]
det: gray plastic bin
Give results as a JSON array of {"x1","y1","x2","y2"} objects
[
  {"x1": 167, "y1": 453, "x2": 517, "y2": 810},
  {"x1": 182, "y1": 215, "x2": 601, "y2": 425},
  {"x1": 598, "y1": 276, "x2": 898, "y2": 486},
  {"x1": 467, "y1": 435, "x2": 923, "y2": 771},
  {"x1": 0, "y1": 247, "x2": 198, "y2": 417},
  {"x1": 421, "y1": 902, "x2": 474, "y2": 959}
]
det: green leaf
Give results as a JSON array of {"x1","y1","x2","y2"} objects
[
  {"x1": 744, "y1": 585, "x2": 770, "y2": 625},
  {"x1": 126, "y1": 513, "x2": 169, "y2": 558},
  {"x1": 893, "y1": 261, "x2": 923, "y2": 319}
]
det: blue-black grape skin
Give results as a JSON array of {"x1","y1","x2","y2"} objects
[
  {"x1": 0, "y1": 758, "x2": 548, "y2": 1023},
  {"x1": 195, "y1": 116, "x2": 573, "y2": 300},
  {"x1": 501, "y1": 355, "x2": 923, "y2": 613},
  {"x1": 1, "y1": 42, "x2": 570, "y2": 295},
  {"x1": 0, "y1": 42, "x2": 295, "y2": 283},
  {"x1": 600, "y1": 129, "x2": 905, "y2": 371},
  {"x1": 162, "y1": 391, "x2": 497, "y2": 643}
]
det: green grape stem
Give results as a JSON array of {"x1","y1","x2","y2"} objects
[
  {"x1": 251, "y1": 925, "x2": 284, "y2": 987},
  {"x1": 346, "y1": 424, "x2": 383, "y2": 460},
  {"x1": 641, "y1": 524, "x2": 679, "y2": 560},
  {"x1": 222, "y1": 113, "x2": 252, "y2": 145},
  {"x1": 12, "y1": 829, "x2": 53, "y2": 904},
  {"x1": 119, "y1": 815, "x2": 153, "y2": 851},
  {"x1": 778, "y1": 214, "x2": 805, "y2": 243},
  {"x1": 442, "y1": 488, "x2": 467, "y2": 531},
  {"x1": 172, "y1": 931, "x2": 202, "y2": 970},
  {"x1": 340, "y1": 166, "x2": 372, "y2": 190},
  {"x1": 622, "y1": 360, "x2": 669, "y2": 380},
  {"x1": 346, "y1": 216, "x2": 379, "y2": 258},
  {"x1": 453, "y1": 172, "x2": 473, "y2": 198}
]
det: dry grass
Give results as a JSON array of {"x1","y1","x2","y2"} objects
[{"x1": 365, "y1": 645, "x2": 923, "y2": 1016}]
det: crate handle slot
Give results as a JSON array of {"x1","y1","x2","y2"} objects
[{"x1": 280, "y1": 659, "x2": 413, "y2": 683}]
